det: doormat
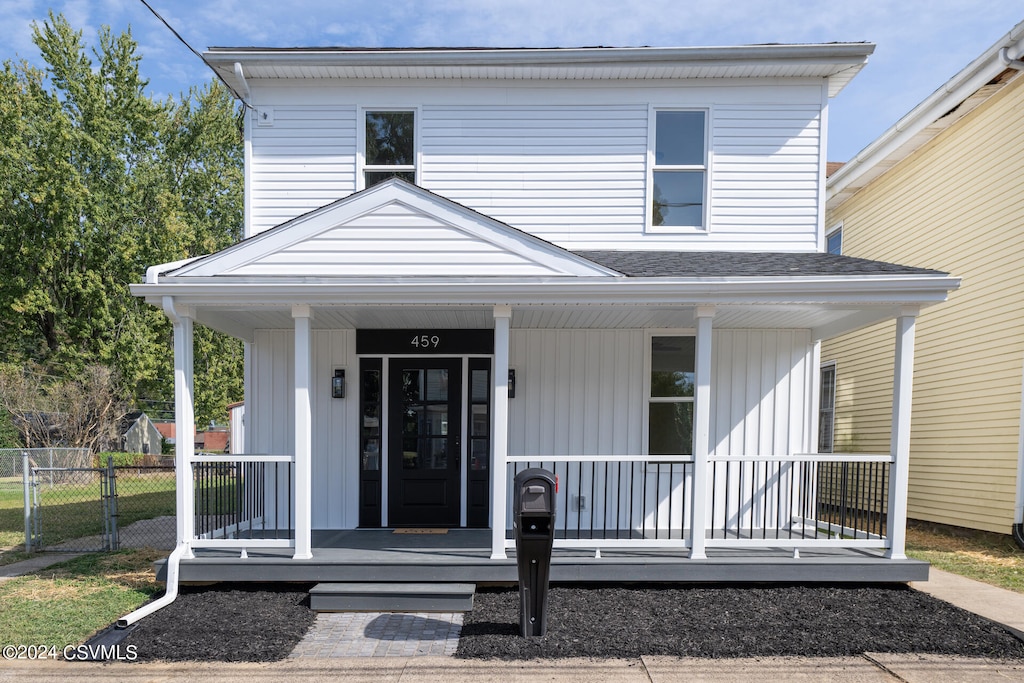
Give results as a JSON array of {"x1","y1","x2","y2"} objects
[{"x1": 393, "y1": 528, "x2": 448, "y2": 535}]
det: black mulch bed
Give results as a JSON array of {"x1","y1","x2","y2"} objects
[
  {"x1": 456, "y1": 584, "x2": 1024, "y2": 660},
  {"x1": 121, "y1": 583, "x2": 315, "y2": 662},
  {"x1": 111, "y1": 582, "x2": 1024, "y2": 662}
]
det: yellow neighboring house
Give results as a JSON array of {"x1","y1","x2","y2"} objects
[{"x1": 824, "y1": 19, "x2": 1024, "y2": 543}]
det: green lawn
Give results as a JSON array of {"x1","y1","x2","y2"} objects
[
  {"x1": 907, "y1": 524, "x2": 1024, "y2": 594},
  {"x1": 0, "y1": 549, "x2": 163, "y2": 648}
]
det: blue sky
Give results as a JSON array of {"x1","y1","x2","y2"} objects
[{"x1": 1, "y1": 1, "x2": 1021, "y2": 161}]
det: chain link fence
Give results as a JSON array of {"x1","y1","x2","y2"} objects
[
  {"x1": 9, "y1": 451, "x2": 177, "y2": 552},
  {"x1": 0, "y1": 448, "x2": 92, "y2": 491},
  {"x1": 109, "y1": 464, "x2": 176, "y2": 549}
]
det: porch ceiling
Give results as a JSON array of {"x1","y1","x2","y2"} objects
[{"x1": 188, "y1": 301, "x2": 909, "y2": 342}]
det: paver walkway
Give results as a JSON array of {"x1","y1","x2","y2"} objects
[{"x1": 289, "y1": 611, "x2": 463, "y2": 658}]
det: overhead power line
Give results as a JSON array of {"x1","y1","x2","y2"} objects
[{"x1": 137, "y1": 0, "x2": 254, "y2": 110}]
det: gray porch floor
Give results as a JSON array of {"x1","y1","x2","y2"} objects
[{"x1": 165, "y1": 529, "x2": 929, "y2": 584}]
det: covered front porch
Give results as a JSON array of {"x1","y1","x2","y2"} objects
[
  {"x1": 130, "y1": 180, "x2": 959, "y2": 583},
  {"x1": 174, "y1": 444, "x2": 926, "y2": 583}
]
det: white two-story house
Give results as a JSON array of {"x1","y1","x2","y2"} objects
[{"x1": 131, "y1": 44, "x2": 958, "y2": 585}]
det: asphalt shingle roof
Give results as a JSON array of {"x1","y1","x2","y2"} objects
[{"x1": 573, "y1": 251, "x2": 947, "y2": 278}]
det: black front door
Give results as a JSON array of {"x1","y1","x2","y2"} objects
[{"x1": 388, "y1": 358, "x2": 462, "y2": 527}]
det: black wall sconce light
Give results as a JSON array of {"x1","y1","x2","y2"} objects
[
  {"x1": 508, "y1": 368, "x2": 516, "y2": 399},
  {"x1": 332, "y1": 368, "x2": 346, "y2": 399}
]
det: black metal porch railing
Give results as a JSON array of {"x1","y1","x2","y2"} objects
[
  {"x1": 508, "y1": 456, "x2": 693, "y2": 545},
  {"x1": 506, "y1": 453, "x2": 892, "y2": 551},
  {"x1": 193, "y1": 454, "x2": 295, "y2": 544},
  {"x1": 708, "y1": 456, "x2": 889, "y2": 541}
]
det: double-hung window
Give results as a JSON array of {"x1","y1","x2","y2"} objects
[
  {"x1": 363, "y1": 110, "x2": 416, "y2": 189},
  {"x1": 650, "y1": 109, "x2": 707, "y2": 230},
  {"x1": 648, "y1": 336, "x2": 696, "y2": 457}
]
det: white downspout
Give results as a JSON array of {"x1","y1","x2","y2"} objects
[
  {"x1": 999, "y1": 47, "x2": 1024, "y2": 71},
  {"x1": 1014, "y1": 350, "x2": 1024, "y2": 549},
  {"x1": 999, "y1": 44, "x2": 1024, "y2": 548},
  {"x1": 233, "y1": 62, "x2": 251, "y2": 100},
  {"x1": 118, "y1": 298, "x2": 196, "y2": 626},
  {"x1": 116, "y1": 544, "x2": 187, "y2": 628}
]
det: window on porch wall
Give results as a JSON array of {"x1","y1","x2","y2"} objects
[
  {"x1": 648, "y1": 336, "x2": 695, "y2": 456},
  {"x1": 818, "y1": 364, "x2": 836, "y2": 453}
]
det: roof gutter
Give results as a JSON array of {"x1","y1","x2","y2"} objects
[
  {"x1": 829, "y1": 19, "x2": 1024, "y2": 204},
  {"x1": 205, "y1": 43, "x2": 874, "y2": 68},
  {"x1": 129, "y1": 273, "x2": 960, "y2": 307}
]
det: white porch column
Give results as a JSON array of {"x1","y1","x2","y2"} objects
[
  {"x1": 690, "y1": 305, "x2": 715, "y2": 560},
  {"x1": 886, "y1": 307, "x2": 918, "y2": 560},
  {"x1": 292, "y1": 305, "x2": 313, "y2": 559},
  {"x1": 491, "y1": 304, "x2": 512, "y2": 559},
  {"x1": 164, "y1": 297, "x2": 195, "y2": 558}
]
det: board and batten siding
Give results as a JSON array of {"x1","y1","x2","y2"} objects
[
  {"x1": 249, "y1": 329, "x2": 358, "y2": 530},
  {"x1": 507, "y1": 328, "x2": 815, "y2": 533},
  {"x1": 247, "y1": 82, "x2": 826, "y2": 250},
  {"x1": 823, "y1": 74, "x2": 1024, "y2": 534}
]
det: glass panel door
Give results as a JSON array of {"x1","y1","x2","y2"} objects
[{"x1": 388, "y1": 358, "x2": 462, "y2": 527}]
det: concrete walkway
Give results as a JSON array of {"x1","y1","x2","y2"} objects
[
  {"x1": 0, "y1": 552, "x2": 79, "y2": 582},
  {"x1": 912, "y1": 568, "x2": 1024, "y2": 639}
]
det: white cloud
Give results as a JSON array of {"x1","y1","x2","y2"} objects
[{"x1": 1, "y1": 0, "x2": 1020, "y2": 159}]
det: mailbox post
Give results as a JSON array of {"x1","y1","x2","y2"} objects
[{"x1": 513, "y1": 467, "x2": 556, "y2": 637}]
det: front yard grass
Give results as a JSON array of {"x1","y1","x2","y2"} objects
[
  {"x1": 907, "y1": 522, "x2": 1024, "y2": 594},
  {"x1": 0, "y1": 549, "x2": 163, "y2": 648}
]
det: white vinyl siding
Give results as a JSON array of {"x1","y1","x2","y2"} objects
[
  {"x1": 420, "y1": 104, "x2": 648, "y2": 245},
  {"x1": 231, "y1": 202, "x2": 574, "y2": 277},
  {"x1": 709, "y1": 105, "x2": 822, "y2": 250},
  {"x1": 250, "y1": 106, "x2": 357, "y2": 235},
  {"x1": 247, "y1": 84, "x2": 827, "y2": 250}
]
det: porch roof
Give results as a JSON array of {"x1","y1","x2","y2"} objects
[
  {"x1": 575, "y1": 250, "x2": 945, "y2": 277},
  {"x1": 130, "y1": 179, "x2": 959, "y2": 342}
]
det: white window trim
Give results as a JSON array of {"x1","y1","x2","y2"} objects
[
  {"x1": 356, "y1": 107, "x2": 420, "y2": 191},
  {"x1": 825, "y1": 222, "x2": 843, "y2": 255},
  {"x1": 642, "y1": 329, "x2": 697, "y2": 464},
  {"x1": 645, "y1": 106, "x2": 711, "y2": 235}
]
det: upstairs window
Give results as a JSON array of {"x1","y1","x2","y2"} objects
[
  {"x1": 651, "y1": 110, "x2": 707, "y2": 230},
  {"x1": 363, "y1": 110, "x2": 416, "y2": 188},
  {"x1": 826, "y1": 225, "x2": 843, "y2": 254}
]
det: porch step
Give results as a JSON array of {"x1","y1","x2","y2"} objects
[{"x1": 309, "y1": 582, "x2": 475, "y2": 613}]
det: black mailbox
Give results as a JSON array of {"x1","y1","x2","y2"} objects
[{"x1": 513, "y1": 467, "x2": 556, "y2": 637}]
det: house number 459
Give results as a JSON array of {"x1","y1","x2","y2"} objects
[{"x1": 411, "y1": 334, "x2": 441, "y2": 349}]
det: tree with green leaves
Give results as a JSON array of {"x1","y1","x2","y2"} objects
[{"x1": 0, "y1": 12, "x2": 244, "y2": 431}]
